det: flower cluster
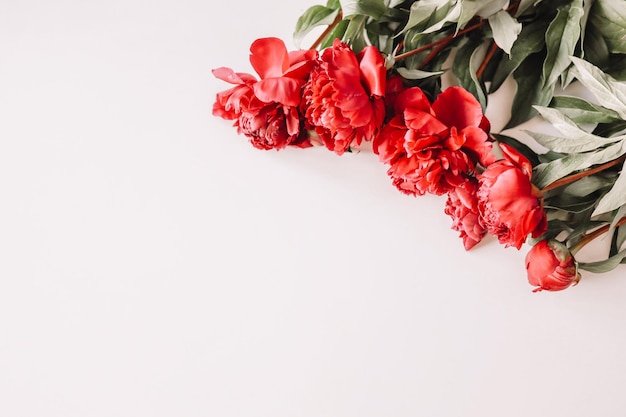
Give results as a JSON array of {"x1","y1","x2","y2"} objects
[{"x1": 213, "y1": 0, "x2": 626, "y2": 293}]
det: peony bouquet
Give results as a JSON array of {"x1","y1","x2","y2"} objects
[{"x1": 212, "y1": 0, "x2": 626, "y2": 292}]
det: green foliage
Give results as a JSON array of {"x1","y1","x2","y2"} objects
[{"x1": 289, "y1": 0, "x2": 626, "y2": 278}]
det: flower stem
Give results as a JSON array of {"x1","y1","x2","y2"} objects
[
  {"x1": 541, "y1": 154, "x2": 626, "y2": 193},
  {"x1": 476, "y1": 41, "x2": 499, "y2": 79},
  {"x1": 394, "y1": 20, "x2": 485, "y2": 62},
  {"x1": 309, "y1": 11, "x2": 343, "y2": 50},
  {"x1": 571, "y1": 217, "x2": 626, "y2": 255}
]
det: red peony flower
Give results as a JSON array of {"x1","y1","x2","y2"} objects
[
  {"x1": 477, "y1": 143, "x2": 547, "y2": 249},
  {"x1": 302, "y1": 39, "x2": 387, "y2": 155},
  {"x1": 445, "y1": 178, "x2": 486, "y2": 250},
  {"x1": 373, "y1": 86, "x2": 494, "y2": 196},
  {"x1": 526, "y1": 240, "x2": 581, "y2": 292},
  {"x1": 212, "y1": 37, "x2": 317, "y2": 150}
]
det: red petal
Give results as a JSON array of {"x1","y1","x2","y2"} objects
[
  {"x1": 432, "y1": 86, "x2": 484, "y2": 130},
  {"x1": 212, "y1": 67, "x2": 256, "y2": 85},
  {"x1": 461, "y1": 126, "x2": 494, "y2": 166},
  {"x1": 358, "y1": 46, "x2": 386, "y2": 97},
  {"x1": 395, "y1": 87, "x2": 432, "y2": 114},
  {"x1": 283, "y1": 60, "x2": 316, "y2": 80},
  {"x1": 499, "y1": 142, "x2": 533, "y2": 178},
  {"x1": 253, "y1": 77, "x2": 302, "y2": 106},
  {"x1": 288, "y1": 49, "x2": 318, "y2": 65},
  {"x1": 250, "y1": 37, "x2": 289, "y2": 79}
]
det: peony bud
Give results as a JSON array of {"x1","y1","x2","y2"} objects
[{"x1": 525, "y1": 240, "x2": 581, "y2": 293}]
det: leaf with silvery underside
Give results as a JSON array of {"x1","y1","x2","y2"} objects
[
  {"x1": 561, "y1": 174, "x2": 616, "y2": 198},
  {"x1": 340, "y1": 0, "x2": 388, "y2": 19},
  {"x1": 458, "y1": 0, "x2": 508, "y2": 30},
  {"x1": 565, "y1": 220, "x2": 606, "y2": 247},
  {"x1": 294, "y1": 6, "x2": 340, "y2": 48},
  {"x1": 490, "y1": 19, "x2": 548, "y2": 93},
  {"x1": 386, "y1": 0, "x2": 404, "y2": 7},
  {"x1": 550, "y1": 96, "x2": 621, "y2": 124},
  {"x1": 488, "y1": 10, "x2": 522, "y2": 55},
  {"x1": 526, "y1": 107, "x2": 625, "y2": 153},
  {"x1": 593, "y1": 166, "x2": 626, "y2": 216},
  {"x1": 538, "y1": 150, "x2": 567, "y2": 164},
  {"x1": 579, "y1": 249, "x2": 626, "y2": 273},
  {"x1": 396, "y1": 67, "x2": 444, "y2": 80},
  {"x1": 533, "y1": 140, "x2": 626, "y2": 188},
  {"x1": 589, "y1": 0, "x2": 626, "y2": 54},
  {"x1": 570, "y1": 57, "x2": 626, "y2": 119},
  {"x1": 545, "y1": 196, "x2": 599, "y2": 214},
  {"x1": 516, "y1": 0, "x2": 546, "y2": 16},
  {"x1": 542, "y1": 0, "x2": 584, "y2": 88},
  {"x1": 506, "y1": 53, "x2": 555, "y2": 128},
  {"x1": 400, "y1": 0, "x2": 460, "y2": 35},
  {"x1": 453, "y1": 35, "x2": 487, "y2": 111}
]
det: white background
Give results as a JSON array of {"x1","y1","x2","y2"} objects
[{"x1": 1, "y1": 1, "x2": 626, "y2": 416}]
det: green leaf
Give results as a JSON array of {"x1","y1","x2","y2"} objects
[
  {"x1": 458, "y1": 0, "x2": 507, "y2": 29},
  {"x1": 453, "y1": 36, "x2": 487, "y2": 111},
  {"x1": 545, "y1": 197, "x2": 598, "y2": 214},
  {"x1": 516, "y1": 0, "x2": 544, "y2": 16},
  {"x1": 542, "y1": 0, "x2": 584, "y2": 87},
  {"x1": 490, "y1": 19, "x2": 548, "y2": 92},
  {"x1": 589, "y1": 0, "x2": 626, "y2": 54},
  {"x1": 526, "y1": 106, "x2": 624, "y2": 152},
  {"x1": 616, "y1": 225, "x2": 626, "y2": 252},
  {"x1": 562, "y1": 175, "x2": 615, "y2": 197},
  {"x1": 319, "y1": 19, "x2": 349, "y2": 49},
  {"x1": 506, "y1": 53, "x2": 555, "y2": 128},
  {"x1": 579, "y1": 249, "x2": 626, "y2": 273},
  {"x1": 550, "y1": 96, "x2": 621, "y2": 124},
  {"x1": 342, "y1": 14, "x2": 367, "y2": 52},
  {"x1": 492, "y1": 133, "x2": 540, "y2": 166},
  {"x1": 294, "y1": 6, "x2": 340, "y2": 48},
  {"x1": 583, "y1": 24, "x2": 610, "y2": 68},
  {"x1": 396, "y1": 67, "x2": 444, "y2": 80},
  {"x1": 570, "y1": 57, "x2": 626, "y2": 119},
  {"x1": 340, "y1": 0, "x2": 387, "y2": 19},
  {"x1": 488, "y1": 10, "x2": 522, "y2": 54},
  {"x1": 609, "y1": 205, "x2": 626, "y2": 243},
  {"x1": 400, "y1": 0, "x2": 460, "y2": 35},
  {"x1": 327, "y1": 0, "x2": 341, "y2": 9},
  {"x1": 593, "y1": 166, "x2": 626, "y2": 216},
  {"x1": 533, "y1": 140, "x2": 626, "y2": 188}
]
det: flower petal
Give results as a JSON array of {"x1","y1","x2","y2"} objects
[
  {"x1": 212, "y1": 67, "x2": 256, "y2": 85},
  {"x1": 499, "y1": 142, "x2": 533, "y2": 178},
  {"x1": 395, "y1": 87, "x2": 431, "y2": 114},
  {"x1": 250, "y1": 37, "x2": 290, "y2": 79},
  {"x1": 432, "y1": 86, "x2": 484, "y2": 129},
  {"x1": 358, "y1": 46, "x2": 386, "y2": 97},
  {"x1": 253, "y1": 77, "x2": 302, "y2": 106}
]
